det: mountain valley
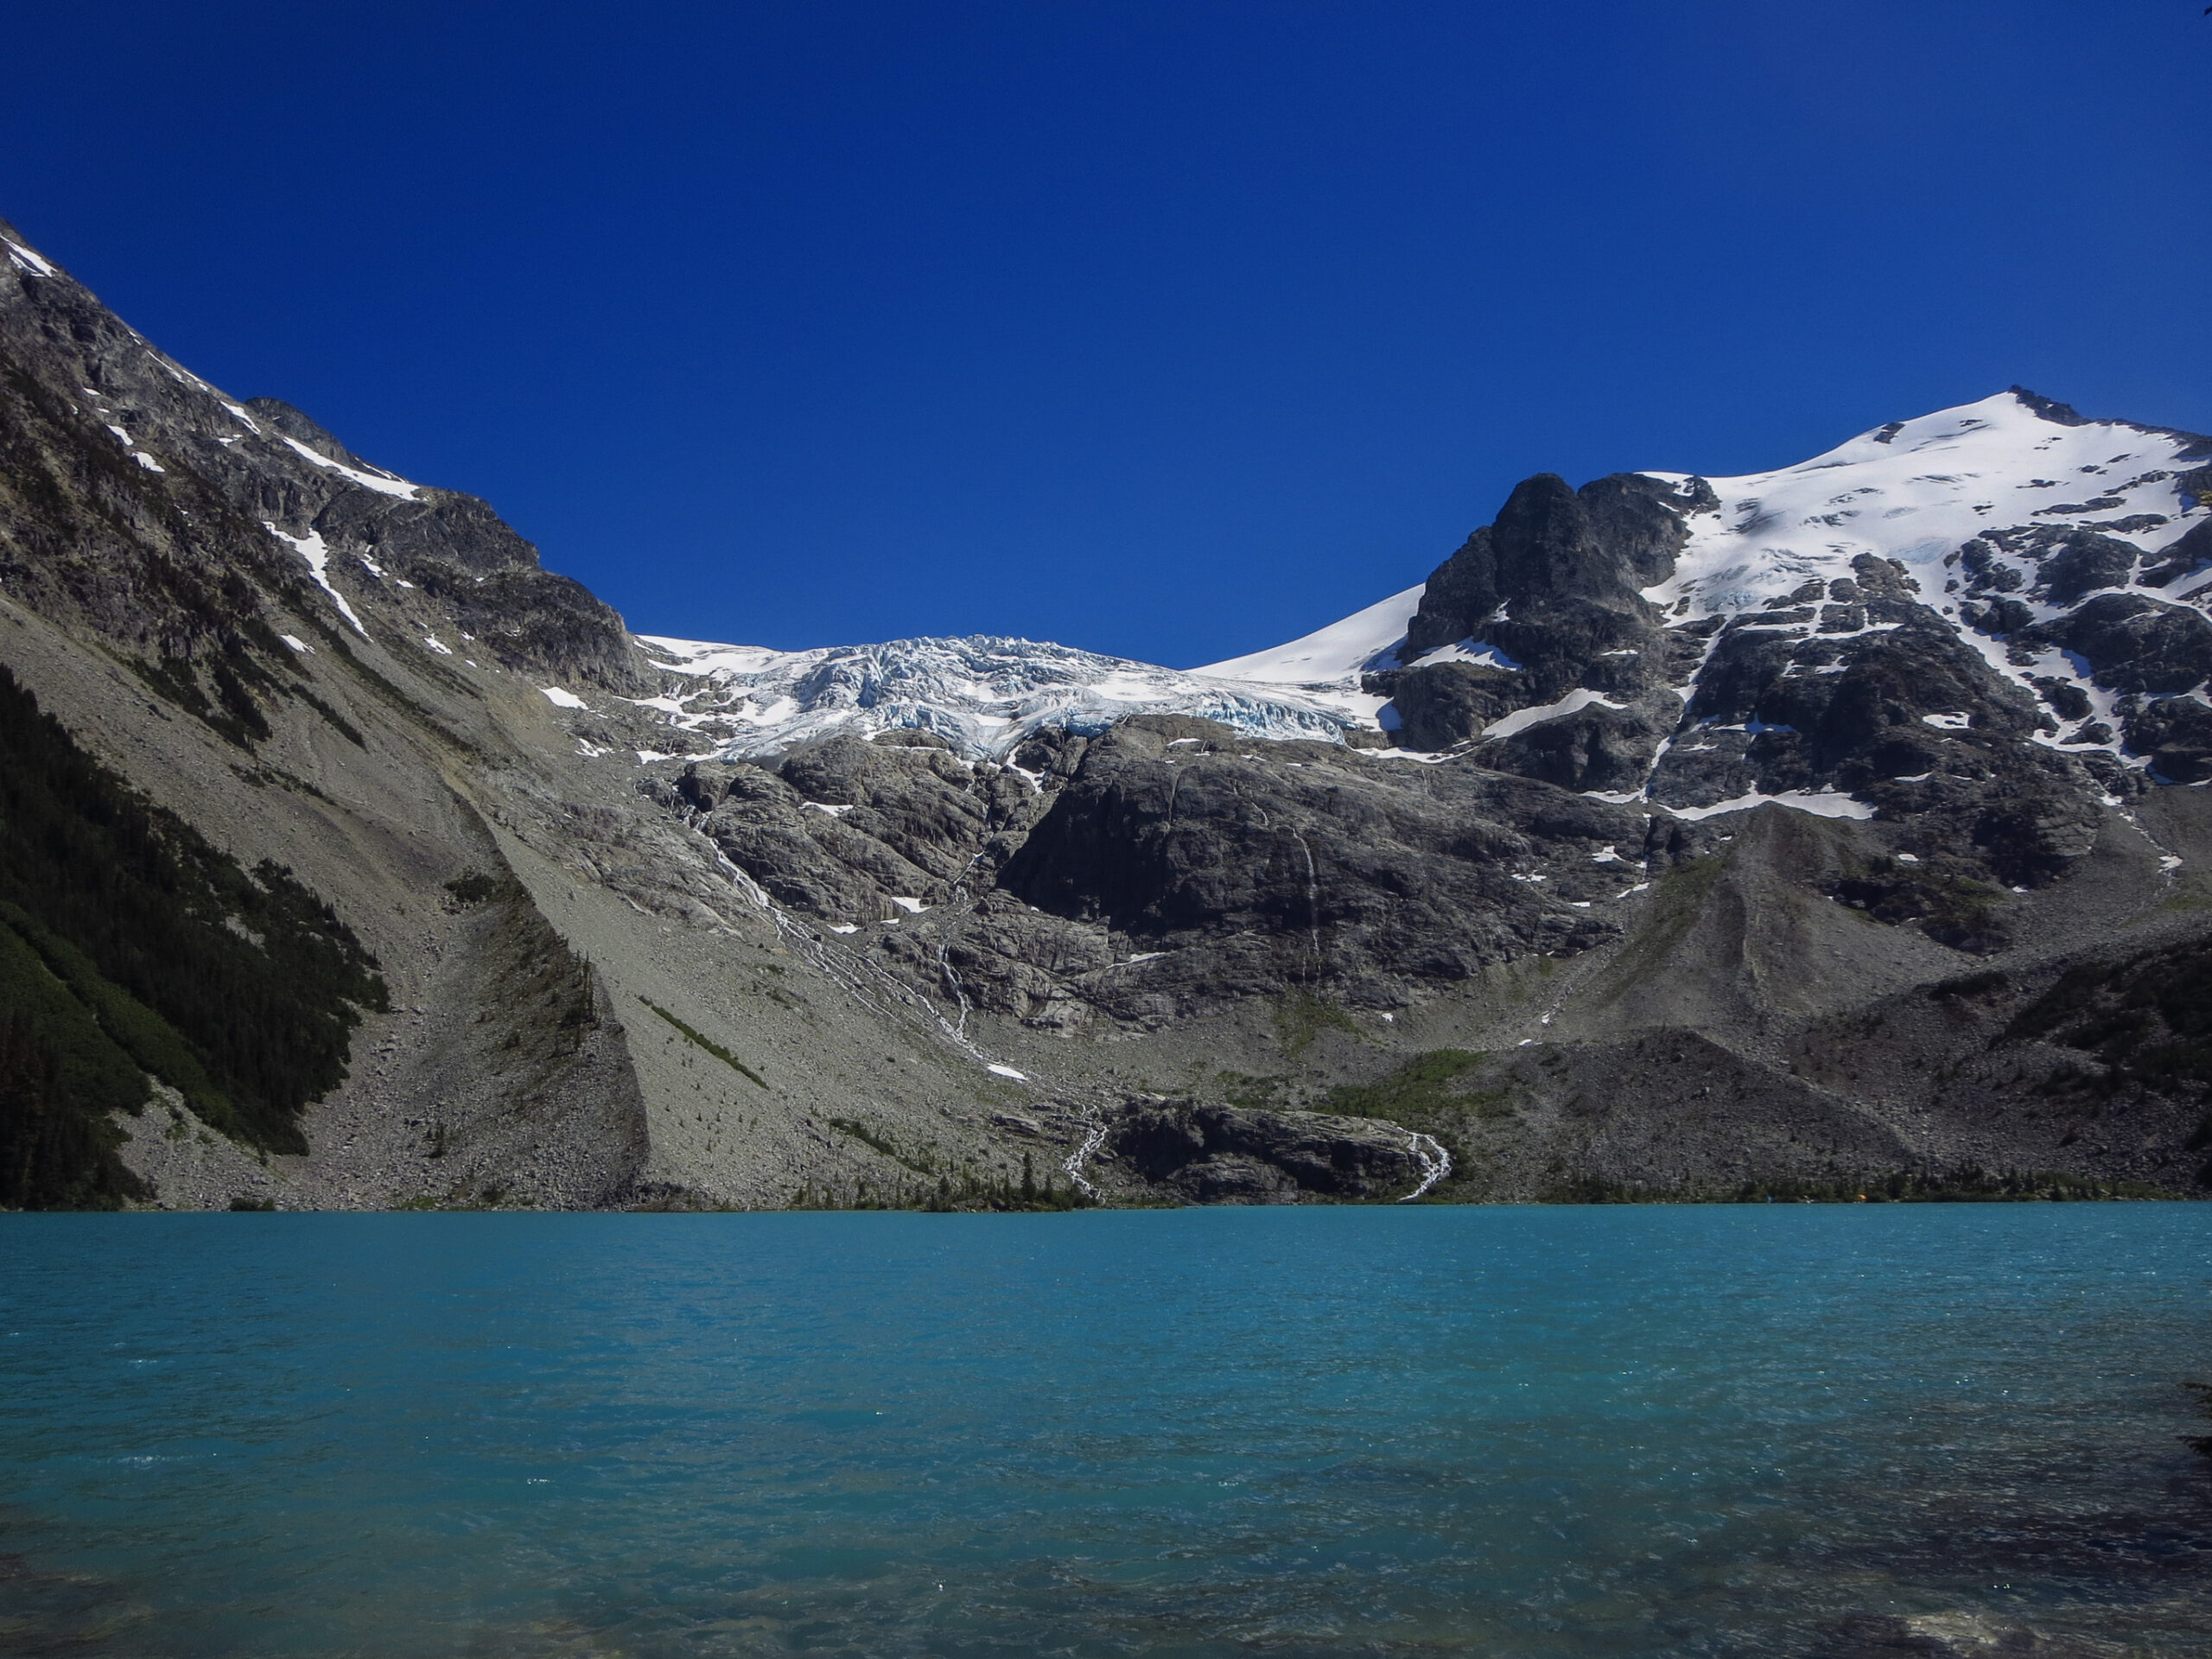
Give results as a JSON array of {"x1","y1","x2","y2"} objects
[{"x1": 3, "y1": 213, "x2": 2209, "y2": 1210}]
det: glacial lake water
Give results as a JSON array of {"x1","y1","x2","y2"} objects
[{"x1": 1, "y1": 1207, "x2": 2208, "y2": 1657}]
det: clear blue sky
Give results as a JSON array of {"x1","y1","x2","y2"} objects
[{"x1": 3, "y1": 2, "x2": 2206, "y2": 667}]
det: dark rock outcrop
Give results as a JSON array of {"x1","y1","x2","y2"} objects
[
  {"x1": 1372, "y1": 474, "x2": 1717, "y2": 793},
  {"x1": 1099, "y1": 1098, "x2": 1427, "y2": 1202},
  {"x1": 993, "y1": 716, "x2": 1641, "y2": 991}
]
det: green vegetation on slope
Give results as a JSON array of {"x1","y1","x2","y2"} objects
[
  {"x1": 789, "y1": 1154, "x2": 1089, "y2": 1213},
  {"x1": 1273, "y1": 990, "x2": 1365, "y2": 1058},
  {"x1": 0, "y1": 923, "x2": 150, "y2": 1207},
  {"x1": 0, "y1": 664, "x2": 385, "y2": 1206},
  {"x1": 1320, "y1": 1048, "x2": 1497, "y2": 1123},
  {"x1": 640, "y1": 997, "x2": 767, "y2": 1088},
  {"x1": 1311, "y1": 1048, "x2": 1509, "y2": 1200}
]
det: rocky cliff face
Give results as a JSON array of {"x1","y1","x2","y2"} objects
[{"x1": 4, "y1": 211, "x2": 2210, "y2": 1210}]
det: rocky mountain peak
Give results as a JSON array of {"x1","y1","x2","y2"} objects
[
  {"x1": 0, "y1": 218, "x2": 649, "y2": 696},
  {"x1": 239, "y1": 397, "x2": 373, "y2": 469}
]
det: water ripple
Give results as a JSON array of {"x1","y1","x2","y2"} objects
[{"x1": 0, "y1": 1205, "x2": 2206, "y2": 1656}]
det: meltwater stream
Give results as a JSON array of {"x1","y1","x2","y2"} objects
[{"x1": 2, "y1": 1207, "x2": 2209, "y2": 1657}]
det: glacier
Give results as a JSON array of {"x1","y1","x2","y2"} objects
[
  {"x1": 604, "y1": 390, "x2": 2208, "y2": 770},
  {"x1": 629, "y1": 632, "x2": 1389, "y2": 760}
]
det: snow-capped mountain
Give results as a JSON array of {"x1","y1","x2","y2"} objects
[
  {"x1": 1655, "y1": 392, "x2": 2202, "y2": 622},
  {"x1": 1642, "y1": 389, "x2": 2209, "y2": 773},
  {"x1": 14, "y1": 194, "x2": 2212, "y2": 1216},
  {"x1": 612, "y1": 390, "x2": 2209, "y2": 801}
]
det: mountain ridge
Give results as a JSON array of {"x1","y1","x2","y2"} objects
[
  {"x1": 3, "y1": 212, "x2": 2209, "y2": 1211},
  {"x1": 584, "y1": 388, "x2": 2212, "y2": 802}
]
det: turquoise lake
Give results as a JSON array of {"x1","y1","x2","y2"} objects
[{"x1": 2, "y1": 1207, "x2": 2208, "y2": 1656}]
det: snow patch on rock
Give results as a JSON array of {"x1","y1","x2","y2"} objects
[
  {"x1": 264, "y1": 523, "x2": 368, "y2": 638},
  {"x1": 279, "y1": 435, "x2": 422, "y2": 500}
]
